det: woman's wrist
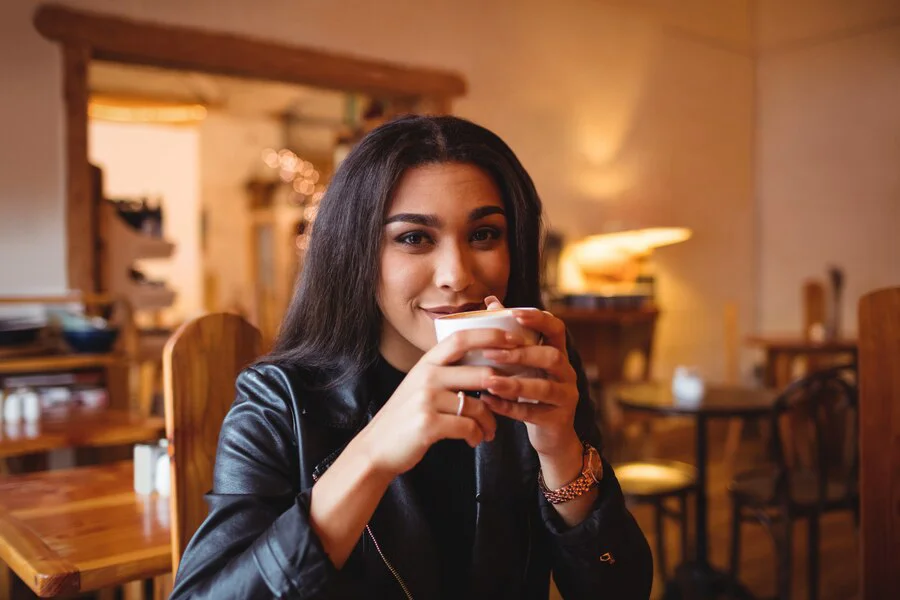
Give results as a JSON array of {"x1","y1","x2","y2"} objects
[
  {"x1": 349, "y1": 427, "x2": 399, "y2": 485},
  {"x1": 536, "y1": 432, "x2": 584, "y2": 490}
]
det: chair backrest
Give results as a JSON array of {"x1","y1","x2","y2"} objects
[
  {"x1": 163, "y1": 313, "x2": 262, "y2": 571},
  {"x1": 858, "y1": 286, "x2": 900, "y2": 598},
  {"x1": 768, "y1": 364, "x2": 858, "y2": 505}
]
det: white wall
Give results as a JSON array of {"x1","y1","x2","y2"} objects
[
  {"x1": 0, "y1": 0, "x2": 65, "y2": 294},
  {"x1": 756, "y1": 0, "x2": 900, "y2": 335},
  {"x1": 198, "y1": 111, "x2": 282, "y2": 315},
  {"x1": 89, "y1": 120, "x2": 203, "y2": 324},
  {"x1": 0, "y1": 0, "x2": 759, "y2": 381}
]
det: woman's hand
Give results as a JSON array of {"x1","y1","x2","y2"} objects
[
  {"x1": 356, "y1": 328, "x2": 527, "y2": 479},
  {"x1": 479, "y1": 296, "x2": 581, "y2": 460}
]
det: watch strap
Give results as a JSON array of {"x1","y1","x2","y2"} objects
[{"x1": 538, "y1": 442, "x2": 601, "y2": 505}]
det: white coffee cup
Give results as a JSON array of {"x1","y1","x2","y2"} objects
[{"x1": 434, "y1": 308, "x2": 543, "y2": 380}]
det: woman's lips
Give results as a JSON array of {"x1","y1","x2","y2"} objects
[{"x1": 420, "y1": 303, "x2": 483, "y2": 319}]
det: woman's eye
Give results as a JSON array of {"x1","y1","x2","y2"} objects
[
  {"x1": 397, "y1": 231, "x2": 431, "y2": 246},
  {"x1": 471, "y1": 227, "x2": 502, "y2": 243}
]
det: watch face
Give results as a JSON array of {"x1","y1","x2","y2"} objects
[{"x1": 586, "y1": 446, "x2": 603, "y2": 483}]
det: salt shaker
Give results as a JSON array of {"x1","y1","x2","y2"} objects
[
  {"x1": 3, "y1": 390, "x2": 22, "y2": 423},
  {"x1": 134, "y1": 443, "x2": 157, "y2": 495},
  {"x1": 154, "y1": 453, "x2": 171, "y2": 497},
  {"x1": 22, "y1": 389, "x2": 41, "y2": 423}
]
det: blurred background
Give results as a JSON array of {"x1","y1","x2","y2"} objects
[{"x1": 0, "y1": 1, "x2": 898, "y2": 599}]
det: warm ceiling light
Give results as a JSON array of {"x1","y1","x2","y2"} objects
[
  {"x1": 572, "y1": 226, "x2": 692, "y2": 269},
  {"x1": 88, "y1": 95, "x2": 207, "y2": 124}
]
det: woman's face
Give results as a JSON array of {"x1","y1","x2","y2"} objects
[{"x1": 378, "y1": 162, "x2": 510, "y2": 370}]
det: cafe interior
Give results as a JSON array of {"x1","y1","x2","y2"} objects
[{"x1": 1, "y1": 1, "x2": 898, "y2": 599}]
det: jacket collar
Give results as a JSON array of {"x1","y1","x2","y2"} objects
[{"x1": 280, "y1": 362, "x2": 374, "y2": 430}]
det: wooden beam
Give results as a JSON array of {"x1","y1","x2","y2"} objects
[
  {"x1": 34, "y1": 4, "x2": 466, "y2": 99},
  {"x1": 62, "y1": 42, "x2": 92, "y2": 292}
]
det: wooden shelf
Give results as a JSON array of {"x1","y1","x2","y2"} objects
[
  {"x1": 100, "y1": 202, "x2": 177, "y2": 312},
  {"x1": 121, "y1": 232, "x2": 175, "y2": 260},
  {"x1": 0, "y1": 352, "x2": 126, "y2": 375},
  {"x1": 126, "y1": 285, "x2": 177, "y2": 310}
]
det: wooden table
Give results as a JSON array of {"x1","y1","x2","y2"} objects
[
  {"x1": 615, "y1": 382, "x2": 777, "y2": 599},
  {"x1": 746, "y1": 335, "x2": 857, "y2": 387},
  {"x1": 0, "y1": 408, "x2": 164, "y2": 459},
  {"x1": 0, "y1": 352, "x2": 124, "y2": 376},
  {"x1": 0, "y1": 461, "x2": 171, "y2": 597}
]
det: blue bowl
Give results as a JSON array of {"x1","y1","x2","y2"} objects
[{"x1": 63, "y1": 328, "x2": 120, "y2": 354}]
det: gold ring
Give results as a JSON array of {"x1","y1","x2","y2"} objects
[{"x1": 456, "y1": 391, "x2": 466, "y2": 416}]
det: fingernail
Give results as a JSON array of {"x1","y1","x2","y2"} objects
[
  {"x1": 485, "y1": 295, "x2": 499, "y2": 305},
  {"x1": 505, "y1": 332, "x2": 524, "y2": 344},
  {"x1": 482, "y1": 349, "x2": 510, "y2": 361},
  {"x1": 486, "y1": 376, "x2": 508, "y2": 389}
]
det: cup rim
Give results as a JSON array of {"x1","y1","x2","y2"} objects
[{"x1": 433, "y1": 307, "x2": 539, "y2": 321}]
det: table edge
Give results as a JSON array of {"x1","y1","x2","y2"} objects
[{"x1": 0, "y1": 506, "x2": 80, "y2": 597}]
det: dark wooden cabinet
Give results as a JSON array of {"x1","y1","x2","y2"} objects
[{"x1": 551, "y1": 306, "x2": 659, "y2": 384}]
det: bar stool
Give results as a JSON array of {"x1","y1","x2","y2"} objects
[{"x1": 614, "y1": 460, "x2": 697, "y2": 582}]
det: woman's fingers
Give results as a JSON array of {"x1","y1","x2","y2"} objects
[
  {"x1": 430, "y1": 390, "x2": 497, "y2": 441},
  {"x1": 485, "y1": 295, "x2": 505, "y2": 310},
  {"x1": 426, "y1": 328, "x2": 526, "y2": 366},
  {"x1": 484, "y1": 375, "x2": 576, "y2": 406},
  {"x1": 480, "y1": 346, "x2": 575, "y2": 382},
  {"x1": 481, "y1": 395, "x2": 555, "y2": 424},
  {"x1": 432, "y1": 364, "x2": 497, "y2": 391},
  {"x1": 431, "y1": 413, "x2": 486, "y2": 448},
  {"x1": 509, "y1": 308, "x2": 567, "y2": 352}
]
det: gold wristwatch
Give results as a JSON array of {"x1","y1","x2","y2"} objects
[{"x1": 538, "y1": 441, "x2": 603, "y2": 504}]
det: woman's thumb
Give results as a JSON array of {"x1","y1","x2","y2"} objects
[{"x1": 485, "y1": 295, "x2": 505, "y2": 310}]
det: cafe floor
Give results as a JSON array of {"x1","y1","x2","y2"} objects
[{"x1": 554, "y1": 419, "x2": 859, "y2": 600}]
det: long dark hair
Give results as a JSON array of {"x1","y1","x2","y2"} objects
[{"x1": 265, "y1": 115, "x2": 545, "y2": 383}]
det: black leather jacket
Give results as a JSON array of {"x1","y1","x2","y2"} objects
[{"x1": 170, "y1": 350, "x2": 652, "y2": 599}]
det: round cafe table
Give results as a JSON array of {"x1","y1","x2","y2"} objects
[{"x1": 614, "y1": 382, "x2": 778, "y2": 600}]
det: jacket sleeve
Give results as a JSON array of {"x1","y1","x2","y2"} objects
[
  {"x1": 170, "y1": 367, "x2": 337, "y2": 599},
  {"x1": 538, "y1": 341, "x2": 654, "y2": 599}
]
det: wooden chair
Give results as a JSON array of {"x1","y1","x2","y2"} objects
[
  {"x1": 857, "y1": 287, "x2": 900, "y2": 598},
  {"x1": 727, "y1": 365, "x2": 858, "y2": 600},
  {"x1": 163, "y1": 313, "x2": 262, "y2": 575}
]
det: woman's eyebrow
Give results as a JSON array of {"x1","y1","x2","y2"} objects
[
  {"x1": 384, "y1": 205, "x2": 505, "y2": 227},
  {"x1": 384, "y1": 213, "x2": 441, "y2": 227},
  {"x1": 469, "y1": 206, "x2": 505, "y2": 221}
]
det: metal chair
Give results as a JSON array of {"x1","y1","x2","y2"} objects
[{"x1": 727, "y1": 365, "x2": 858, "y2": 600}]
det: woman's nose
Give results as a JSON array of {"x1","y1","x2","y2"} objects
[{"x1": 433, "y1": 243, "x2": 475, "y2": 292}]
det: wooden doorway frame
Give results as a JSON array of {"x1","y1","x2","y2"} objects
[{"x1": 34, "y1": 3, "x2": 467, "y2": 292}]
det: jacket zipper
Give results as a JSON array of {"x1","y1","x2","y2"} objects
[
  {"x1": 522, "y1": 508, "x2": 532, "y2": 588},
  {"x1": 366, "y1": 524, "x2": 414, "y2": 600}
]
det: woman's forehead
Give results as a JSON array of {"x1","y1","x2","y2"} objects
[{"x1": 387, "y1": 163, "x2": 503, "y2": 215}]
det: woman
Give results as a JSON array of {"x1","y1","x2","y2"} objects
[{"x1": 171, "y1": 115, "x2": 652, "y2": 599}]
